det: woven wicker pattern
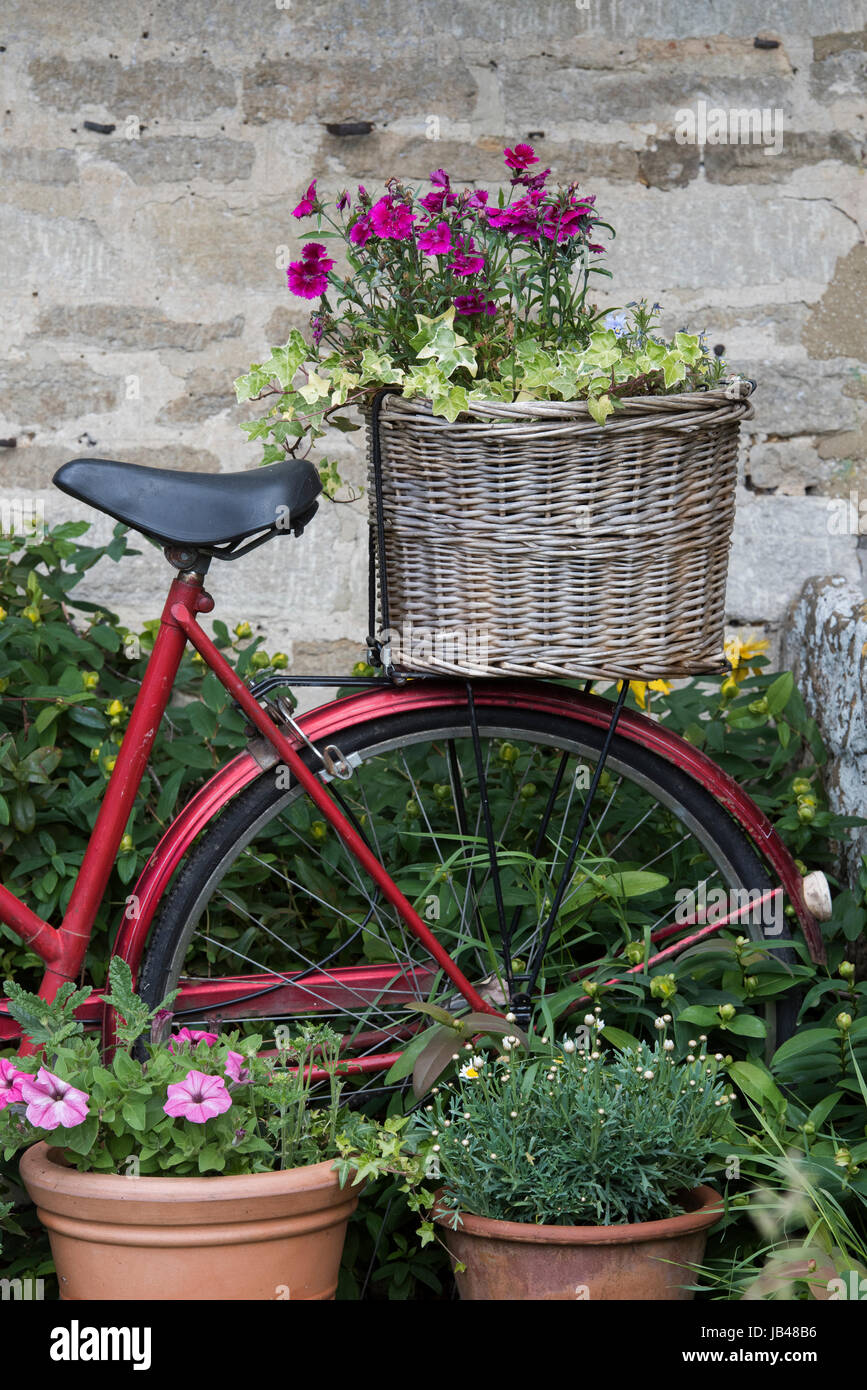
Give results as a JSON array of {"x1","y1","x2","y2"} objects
[{"x1": 367, "y1": 387, "x2": 754, "y2": 680}]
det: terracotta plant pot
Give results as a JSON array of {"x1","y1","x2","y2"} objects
[
  {"x1": 20, "y1": 1142, "x2": 360, "y2": 1301},
  {"x1": 436, "y1": 1185, "x2": 723, "y2": 1301}
]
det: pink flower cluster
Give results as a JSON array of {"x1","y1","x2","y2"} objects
[
  {"x1": 163, "y1": 1028, "x2": 252, "y2": 1123},
  {"x1": 1, "y1": 1029, "x2": 255, "y2": 1138},
  {"x1": 1, "y1": 1060, "x2": 90, "y2": 1131},
  {"x1": 286, "y1": 144, "x2": 604, "y2": 319},
  {"x1": 287, "y1": 242, "x2": 334, "y2": 301}
]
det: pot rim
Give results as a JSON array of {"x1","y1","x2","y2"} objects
[
  {"x1": 434, "y1": 1184, "x2": 723, "y2": 1246},
  {"x1": 20, "y1": 1140, "x2": 350, "y2": 1204}
]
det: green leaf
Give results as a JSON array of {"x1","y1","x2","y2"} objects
[
  {"x1": 601, "y1": 1025, "x2": 641, "y2": 1051},
  {"x1": 121, "y1": 1097, "x2": 148, "y2": 1131},
  {"x1": 53, "y1": 1114, "x2": 98, "y2": 1156},
  {"x1": 198, "y1": 1144, "x2": 227, "y2": 1174},
  {"x1": 725, "y1": 1014, "x2": 766, "y2": 1038},
  {"x1": 772, "y1": 1028, "x2": 839, "y2": 1067},
  {"x1": 587, "y1": 393, "x2": 614, "y2": 425},
  {"x1": 728, "y1": 1060, "x2": 785, "y2": 1111},
  {"x1": 765, "y1": 671, "x2": 794, "y2": 718}
]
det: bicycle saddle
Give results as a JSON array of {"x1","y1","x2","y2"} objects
[{"x1": 52, "y1": 456, "x2": 322, "y2": 549}]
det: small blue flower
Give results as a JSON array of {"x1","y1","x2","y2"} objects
[{"x1": 604, "y1": 312, "x2": 630, "y2": 338}]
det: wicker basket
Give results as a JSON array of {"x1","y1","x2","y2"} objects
[{"x1": 366, "y1": 385, "x2": 754, "y2": 680}]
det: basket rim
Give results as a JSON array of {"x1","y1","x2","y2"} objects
[{"x1": 371, "y1": 381, "x2": 755, "y2": 426}]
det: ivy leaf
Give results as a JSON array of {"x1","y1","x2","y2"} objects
[
  {"x1": 263, "y1": 332, "x2": 310, "y2": 390},
  {"x1": 587, "y1": 393, "x2": 614, "y2": 425},
  {"x1": 296, "y1": 370, "x2": 332, "y2": 404},
  {"x1": 234, "y1": 365, "x2": 273, "y2": 403}
]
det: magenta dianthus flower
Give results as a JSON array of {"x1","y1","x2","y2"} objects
[
  {"x1": 504, "y1": 143, "x2": 539, "y2": 172},
  {"x1": 417, "y1": 221, "x2": 452, "y2": 255},
  {"x1": 369, "y1": 196, "x2": 416, "y2": 240},
  {"x1": 292, "y1": 180, "x2": 317, "y2": 218}
]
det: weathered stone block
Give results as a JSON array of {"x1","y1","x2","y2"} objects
[
  {"x1": 0, "y1": 362, "x2": 121, "y2": 428},
  {"x1": 727, "y1": 489, "x2": 861, "y2": 621},
  {"x1": 28, "y1": 57, "x2": 237, "y2": 120},
  {"x1": 705, "y1": 131, "x2": 865, "y2": 182},
  {"x1": 242, "y1": 58, "x2": 477, "y2": 126},
  {"x1": 747, "y1": 439, "x2": 834, "y2": 495},
  {"x1": 811, "y1": 30, "x2": 867, "y2": 100},
  {"x1": 0, "y1": 147, "x2": 78, "y2": 184},
  {"x1": 35, "y1": 305, "x2": 245, "y2": 352},
  {"x1": 637, "y1": 140, "x2": 700, "y2": 189},
  {"x1": 737, "y1": 362, "x2": 859, "y2": 436},
  {"x1": 156, "y1": 369, "x2": 236, "y2": 425},
  {"x1": 94, "y1": 137, "x2": 254, "y2": 185},
  {"x1": 803, "y1": 244, "x2": 867, "y2": 363}
]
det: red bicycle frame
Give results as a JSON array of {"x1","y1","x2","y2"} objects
[
  {"x1": 1, "y1": 569, "x2": 494, "y2": 1055},
  {"x1": 0, "y1": 564, "x2": 825, "y2": 1056}
]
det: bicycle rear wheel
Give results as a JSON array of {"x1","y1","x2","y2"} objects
[{"x1": 140, "y1": 687, "x2": 798, "y2": 1086}]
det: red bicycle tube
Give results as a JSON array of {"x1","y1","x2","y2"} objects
[
  {"x1": 170, "y1": 601, "x2": 497, "y2": 1018},
  {"x1": 48, "y1": 576, "x2": 202, "y2": 986}
]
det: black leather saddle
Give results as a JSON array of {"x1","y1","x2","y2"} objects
[{"x1": 53, "y1": 457, "x2": 322, "y2": 550}]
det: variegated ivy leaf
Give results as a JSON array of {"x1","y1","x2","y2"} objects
[
  {"x1": 358, "y1": 349, "x2": 404, "y2": 386},
  {"x1": 296, "y1": 370, "x2": 332, "y2": 404},
  {"x1": 414, "y1": 325, "x2": 477, "y2": 379},
  {"x1": 263, "y1": 331, "x2": 310, "y2": 389},
  {"x1": 674, "y1": 332, "x2": 703, "y2": 364},
  {"x1": 234, "y1": 365, "x2": 273, "y2": 403},
  {"x1": 429, "y1": 383, "x2": 470, "y2": 422},
  {"x1": 661, "y1": 354, "x2": 688, "y2": 389},
  {"x1": 587, "y1": 393, "x2": 615, "y2": 425},
  {"x1": 409, "y1": 306, "x2": 458, "y2": 352},
  {"x1": 328, "y1": 369, "x2": 361, "y2": 405}
]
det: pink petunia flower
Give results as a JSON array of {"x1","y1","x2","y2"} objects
[
  {"x1": 369, "y1": 196, "x2": 416, "y2": 240},
  {"x1": 464, "y1": 189, "x2": 490, "y2": 210},
  {"x1": 163, "y1": 1069, "x2": 233, "y2": 1124},
  {"x1": 417, "y1": 221, "x2": 452, "y2": 255},
  {"x1": 454, "y1": 291, "x2": 496, "y2": 316},
  {"x1": 287, "y1": 260, "x2": 330, "y2": 299},
  {"x1": 20, "y1": 1068, "x2": 89, "y2": 1131},
  {"x1": 292, "y1": 180, "x2": 317, "y2": 218},
  {"x1": 0, "y1": 1058, "x2": 26, "y2": 1110},
  {"x1": 168, "y1": 1027, "x2": 218, "y2": 1053},
  {"x1": 349, "y1": 213, "x2": 373, "y2": 246},
  {"x1": 225, "y1": 1050, "x2": 253, "y2": 1085},
  {"x1": 429, "y1": 168, "x2": 450, "y2": 188},
  {"x1": 504, "y1": 143, "x2": 539, "y2": 171}
]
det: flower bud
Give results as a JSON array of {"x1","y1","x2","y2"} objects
[{"x1": 836, "y1": 1012, "x2": 853, "y2": 1032}]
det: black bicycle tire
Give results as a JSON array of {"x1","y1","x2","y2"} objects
[{"x1": 139, "y1": 698, "x2": 799, "y2": 1049}]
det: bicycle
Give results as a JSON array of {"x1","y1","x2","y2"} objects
[{"x1": 0, "y1": 448, "x2": 831, "y2": 1084}]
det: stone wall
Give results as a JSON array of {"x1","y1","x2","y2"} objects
[{"x1": 1, "y1": 0, "x2": 865, "y2": 673}]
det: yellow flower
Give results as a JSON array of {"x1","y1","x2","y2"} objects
[
  {"x1": 106, "y1": 699, "x2": 125, "y2": 718},
  {"x1": 0, "y1": 606, "x2": 7, "y2": 622},
  {"x1": 618, "y1": 679, "x2": 672, "y2": 711},
  {"x1": 723, "y1": 633, "x2": 769, "y2": 684}
]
